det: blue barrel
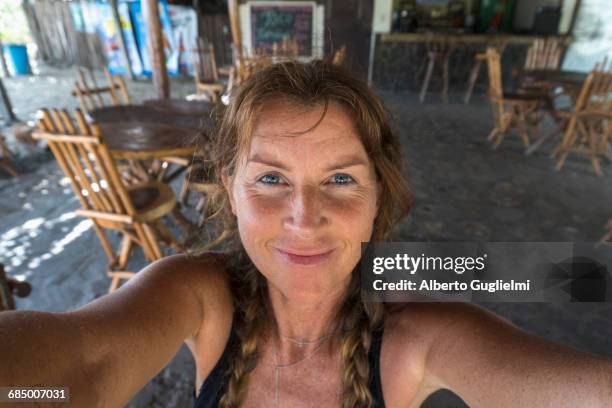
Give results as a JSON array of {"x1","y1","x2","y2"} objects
[{"x1": 5, "y1": 44, "x2": 31, "y2": 75}]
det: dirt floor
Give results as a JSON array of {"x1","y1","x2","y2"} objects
[{"x1": 1, "y1": 66, "x2": 611, "y2": 407}]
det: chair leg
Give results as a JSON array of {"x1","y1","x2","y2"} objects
[
  {"x1": 516, "y1": 107, "x2": 530, "y2": 149},
  {"x1": 172, "y1": 205, "x2": 196, "y2": 235},
  {"x1": 441, "y1": 55, "x2": 450, "y2": 104},
  {"x1": 118, "y1": 235, "x2": 134, "y2": 270},
  {"x1": 154, "y1": 221, "x2": 182, "y2": 252},
  {"x1": 420, "y1": 55, "x2": 435, "y2": 104},
  {"x1": 487, "y1": 127, "x2": 500, "y2": 141},
  {"x1": 464, "y1": 59, "x2": 482, "y2": 104}
]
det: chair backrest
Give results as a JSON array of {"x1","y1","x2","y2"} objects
[
  {"x1": 193, "y1": 38, "x2": 220, "y2": 84},
  {"x1": 272, "y1": 37, "x2": 299, "y2": 60},
  {"x1": 33, "y1": 108, "x2": 137, "y2": 219},
  {"x1": 485, "y1": 47, "x2": 503, "y2": 101},
  {"x1": 72, "y1": 67, "x2": 131, "y2": 113},
  {"x1": 525, "y1": 38, "x2": 564, "y2": 71},
  {"x1": 573, "y1": 59, "x2": 612, "y2": 113},
  {"x1": 332, "y1": 45, "x2": 347, "y2": 66}
]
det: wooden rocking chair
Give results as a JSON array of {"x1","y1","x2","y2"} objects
[
  {"x1": 485, "y1": 47, "x2": 546, "y2": 150},
  {"x1": 33, "y1": 108, "x2": 181, "y2": 292},
  {"x1": 553, "y1": 60, "x2": 612, "y2": 176}
]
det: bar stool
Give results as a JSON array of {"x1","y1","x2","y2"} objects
[
  {"x1": 419, "y1": 36, "x2": 456, "y2": 103},
  {"x1": 464, "y1": 39, "x2": 507, "y2": 104}
]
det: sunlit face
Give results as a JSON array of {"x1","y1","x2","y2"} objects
[{"x1": 223, "y1": 101, "x2": 380, "y2": 302}]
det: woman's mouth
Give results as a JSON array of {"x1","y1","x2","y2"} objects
[{"x1": 274, "y1": 248, "x2": 335, "y2": 266}]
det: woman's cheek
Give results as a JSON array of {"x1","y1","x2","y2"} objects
[{"x1": 236, "y1": 188, "x2": 287, "y2": 222}]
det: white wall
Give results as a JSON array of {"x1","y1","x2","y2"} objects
[{"x1": 563, "y1": 0, "x2": 612, "y2": 71}]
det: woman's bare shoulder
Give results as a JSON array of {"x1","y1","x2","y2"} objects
[{"x1": 153, "y1": 251, "x2": 234, "y2": 310}]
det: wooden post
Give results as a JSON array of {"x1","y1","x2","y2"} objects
[
  {"x1": 143, "y1": 0, "x2": 169, "y2": 99},
  {"x1": 0, "y1": 41, "x2": 10, "y2": 78},
  {"x1": 228, "y1": 0, "x2": 242, "y2": 59},
  {"x1": 0, "y1": 77, "x2": 18, "y2": 124},
  {"x1": 110, "y1": 0, "x2": 135, "y2": 80}
]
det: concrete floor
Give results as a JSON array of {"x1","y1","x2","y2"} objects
[{"x1": 0, "y1": 67, "x2": 611, "y2": 407}]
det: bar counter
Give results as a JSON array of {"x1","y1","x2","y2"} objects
[{"x1": 371, "y1": 33, "x2": 571, "y2": 94}]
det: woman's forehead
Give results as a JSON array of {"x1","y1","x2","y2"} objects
[{"x1": 248, "y1": 101, "x2": 365, "y2": 153}]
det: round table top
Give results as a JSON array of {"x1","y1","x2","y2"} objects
[
  {"x1": 142, "y1": 98, "x2": 215, "y2": 116},
  {"x1": 99, "y1": 122, "x2": 198, "y2": 160},
  {"x1": 520, "y1": 70, "x2": 588, "y2": 88},
  {"x1": 89, "y1": 105, "x2": 207, "y2": 130}
]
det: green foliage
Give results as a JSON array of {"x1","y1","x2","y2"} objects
[{"x1": 0, "y1": 0, "x2": 31, "y2": 44}]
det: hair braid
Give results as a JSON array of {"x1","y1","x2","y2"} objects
[
  {"x1": 337, "y1": 272, "x2": 385, "y2": 408},
  {"x1": 219, "y1": 251, "x2": 270, "y2": 408}
]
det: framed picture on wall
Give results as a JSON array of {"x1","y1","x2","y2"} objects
[{"x1": 240, "y1": 1, "x2": 324, "y2": 59}]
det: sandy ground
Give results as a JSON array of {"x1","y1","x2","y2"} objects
[{"x1": 1, "y1": 66, "x2": 611, "y2": 408}]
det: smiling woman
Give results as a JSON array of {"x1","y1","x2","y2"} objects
[{"x1": 0, "y1": 60, "x2": 611, "y2": 408}]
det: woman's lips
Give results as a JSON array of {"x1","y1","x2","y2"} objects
[{"x1": 274, "y1": 248, "x2": 335, "y2": 266}]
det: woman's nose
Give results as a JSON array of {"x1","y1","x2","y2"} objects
[{"x1": 283, "y1": 186, "x2": 326, "y2": 234}]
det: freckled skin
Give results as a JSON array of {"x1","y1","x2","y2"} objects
[{"x1": 224, "y1": 101, "x2": 380, "y2": 302}]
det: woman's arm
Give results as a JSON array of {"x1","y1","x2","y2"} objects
[
  {"x1": 422, "y1": 303, "x2": 612, "y2": 407},
  {"x1": 0, "y1": 254, "x2": 220, "y2": 407}
]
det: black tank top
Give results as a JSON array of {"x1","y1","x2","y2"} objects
[{"x1": 192, "y1": 324, "x2": 386, "y2": 407}]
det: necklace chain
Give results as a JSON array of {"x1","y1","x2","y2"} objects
[
  {"x1": 279, "y1": 331, "x2": 335, "y2": 348},
  {"x1": 272, "y1": 333, "x2": 333, "y2": 407}
]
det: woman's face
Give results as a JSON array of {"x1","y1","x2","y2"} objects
[{"x1": 224, "y1": 101, "x2": 380, "y2": 301}]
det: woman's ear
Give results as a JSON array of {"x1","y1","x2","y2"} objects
[{"x1": 221, "y1": 170, "x2": 237, "y2": 216}]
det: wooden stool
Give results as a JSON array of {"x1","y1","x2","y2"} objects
[
  {"x1": 419, "y1": 38, "x2": 456, "y2": 103},
  {"x1": 464, "y1": 40, "x2": 507, "y2": 104}
]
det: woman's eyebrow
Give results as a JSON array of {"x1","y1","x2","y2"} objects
[{"x1": 247, "y1": 153, "x2": 369, "y2": 171}]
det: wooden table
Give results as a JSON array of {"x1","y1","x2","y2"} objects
[
  {"x1": 98, "y1": 122, "x2": 198, "y2": 160},
  {"x1": 89, "y1": 104, "x2": 213, "y2": 186},
  {"x1": 521, "y1": 70, "x2": 589, "y2": 156},
  {"x1": 519, "y1": 69, "x2": 588, "y2": 90},
  {"x1": 142, "y1": 98, "x2": 214, "y2": 116}
]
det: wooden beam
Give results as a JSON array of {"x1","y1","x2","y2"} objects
[
  {"x1": 143, "y1": 0, "x2": 169, "y2": 99},
  {"x1": 0, "y1": 40, "x2": 10, "y2": 78},
  {"x1": 0, "y1": 77, "x2": 18, "y2": 124},
  {"x1": 228, "y1": 0, "x2": 242, "y2": 59}
]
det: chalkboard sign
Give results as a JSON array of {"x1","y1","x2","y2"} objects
[{"x1": 250, "y1": 2, "x2": 315, "y2": 56}]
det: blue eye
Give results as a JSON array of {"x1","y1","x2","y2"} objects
[
  {"x1": 331, "y1": 174, "x2": 354, "y2": 185},
  {"x1": 258, "y1": 174, "x2": 283, "y2": 185}
]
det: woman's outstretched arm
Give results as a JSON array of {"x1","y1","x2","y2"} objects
[
  {"x1": 421, "y1": 303, "x2": 612, "y2": 407},
  {"x1": 0, "y1": 254, "x2": 214, "y2": 407}
]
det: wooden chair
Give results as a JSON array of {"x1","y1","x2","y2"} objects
[
  {"x1": 332, "y1": 45, "x2": 347, "y2": 66},
  {"x1": 179, "y1": 160, "x2": 218, "y2": 226},
  {"x1": 32, "y1": 108, "x2": 181, "y2": 292},
  {"x1": 72, "y1": 67, "x2": 131, "y2": 113},
  {"x1": 553, "y1": 60, "x2": 612, "y2": 176},
  {"x1": 525, "y1": 38, "x2": 565, "y2": 71},
  {"x1": 464, "y1": 40, "x2": 507, "y2": 104},
  {"x1": 419, "y1": 37, "x2": 457, "y2": 104},
  {"x1": 485, "y1": 47, "x2": 545, "y2": 150},
  {"x1": 0, "y1": 133, "x2": 18, "y2": 177},
  {"x1": 0, "y1": 263, "x2": 31, "y2": 311},
  {"x1": 193, "y1": 38, "x2": 226, "y2": 103}
]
